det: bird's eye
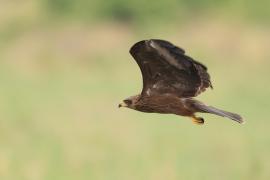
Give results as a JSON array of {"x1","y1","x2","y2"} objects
[{"x1": 124, "y1": 99, "x2": 132, "y2": 105}]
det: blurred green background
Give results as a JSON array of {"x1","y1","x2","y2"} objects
[{"x1": 1, "y1": 0, "x2": 270, "y2": 179}]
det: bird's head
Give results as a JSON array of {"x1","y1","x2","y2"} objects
[{"x1": 118, "y1": 95, "x2": 140, "y2": 109}]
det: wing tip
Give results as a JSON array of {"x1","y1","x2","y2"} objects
[{"x1": 129, "y1": 40, "x2": 147, "y2": 55}]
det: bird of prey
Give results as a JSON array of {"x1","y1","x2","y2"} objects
[{"x1": 119, "y1": 39, "x2": 244, "y2": 125}]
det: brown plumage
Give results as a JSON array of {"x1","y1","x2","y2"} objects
[{"x1": 119, "y1": 39, "x2": 244, "y2": 124}]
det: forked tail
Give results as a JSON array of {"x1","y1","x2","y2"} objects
[{"x1": 195, "y1": 103, "x2": 244, "y2": 124}]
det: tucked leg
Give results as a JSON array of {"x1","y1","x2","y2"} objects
[{"x1": 191, "y1": 116, "x2": 204, "y2": 125}]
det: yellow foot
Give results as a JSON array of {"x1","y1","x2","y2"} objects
[{"x1": 192, "y1": 117, "x2": 204, "y2": 125}]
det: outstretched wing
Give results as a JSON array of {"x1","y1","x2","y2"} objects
[{"x1": 129, "y1": 39, "x2": 212, "y2": 98}]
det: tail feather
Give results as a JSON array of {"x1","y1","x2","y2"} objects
[{"x1": 195, "y1": 104, "x2": 244, "y2": 124}]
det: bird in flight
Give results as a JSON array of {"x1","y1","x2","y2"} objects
[{"x1": 119, "y1": 39, "x2": 244, "y2": 125}]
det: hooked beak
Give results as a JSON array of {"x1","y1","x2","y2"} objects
[{"x1": 118, "y1": 102, "x2": 128, "y2": 108}]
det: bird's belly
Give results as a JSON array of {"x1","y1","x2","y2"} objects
[
  {"x1": 135, "y1": 101, "x2": 193, "y2": 116},
  {"x1": 165, "y1": 103, "x2": 193, "y2": 116}
]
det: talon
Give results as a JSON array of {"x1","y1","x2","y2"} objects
[{"x1": 192, "y1": 117, "x2": 204, "y2": 125}]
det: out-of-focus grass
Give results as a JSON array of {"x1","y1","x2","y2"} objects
[
  {"x1": 1, "y1": 0, "x2": 270, "y2": 180},
  {"x1": 0, "y1": 20, "x2": 270, "y2": 179}
]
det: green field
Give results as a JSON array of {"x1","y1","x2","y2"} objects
[{"x1": 0, "y1": 1, "x2": 270, "y2": 179}]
